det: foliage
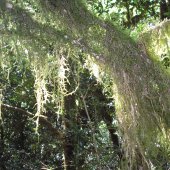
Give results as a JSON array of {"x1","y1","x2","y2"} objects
[{"x1": 88, "y1": 0, "x2": 170, "y2": 28}]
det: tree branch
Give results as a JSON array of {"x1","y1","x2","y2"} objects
[{"x1": 1, "y1": 104, "x2": 64, "y2": 140}]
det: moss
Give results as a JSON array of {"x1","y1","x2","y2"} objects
[
  {"x1": 1, "y1": 1, "x2": 170, "y2": 169},
  {"x1": 141, "y1": 20, "x2": 170, "y2": 73}
]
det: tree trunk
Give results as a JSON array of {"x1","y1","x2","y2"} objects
[
  {"x1": 44, "y1": 2, "x2": 170, "y2": 168},
  {"x1": 160, "y1": 0, "x2": 169, "y2": 20},
  {"x1": 0, "y1": 121, "x2": 6, "y2": 170},
  {"x1": 63, "y1": 95, "x2": 76, "y2": 170}
]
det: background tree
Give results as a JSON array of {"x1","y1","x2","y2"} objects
[{"x1": 90, "y1": 0, "x2": 170, "y2": 27}]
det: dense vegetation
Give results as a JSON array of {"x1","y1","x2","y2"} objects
[{"x1": 0, "y1": 0, "x2": 170, "y2": 169}]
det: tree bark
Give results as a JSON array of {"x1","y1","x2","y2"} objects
[{"x1": 63, "y1": 95, "x2": 76, "y2": 170}]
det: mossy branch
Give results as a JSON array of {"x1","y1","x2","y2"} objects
[{"x1": 1, "y1": 104, "x2": 64, "y2": 139}]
